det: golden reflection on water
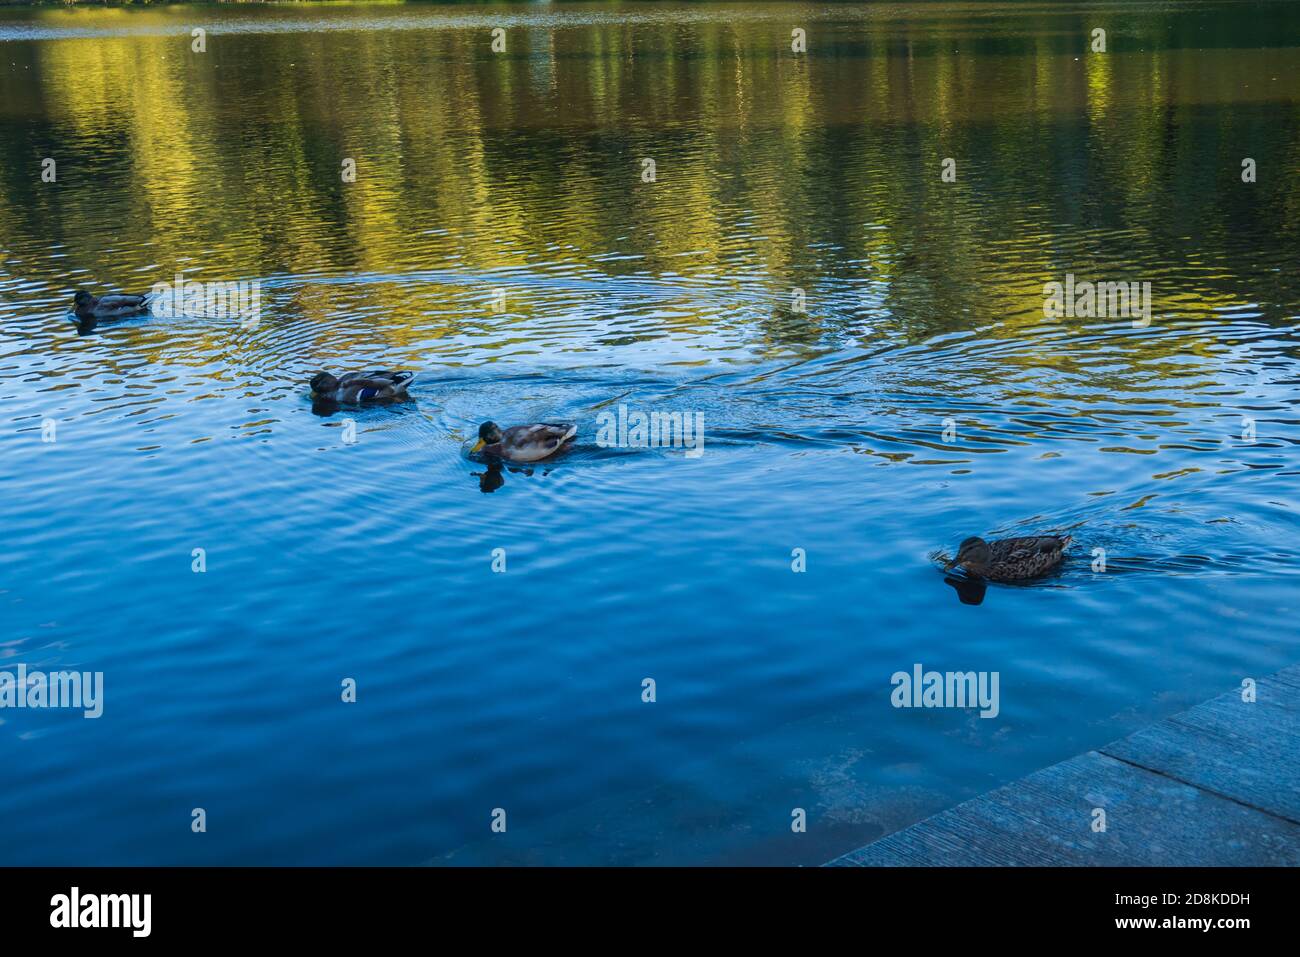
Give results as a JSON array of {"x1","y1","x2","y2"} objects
[{"x1": 0, "y1": 3, "x2": 1297, "y2": 377}]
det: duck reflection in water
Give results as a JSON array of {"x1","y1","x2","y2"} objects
[
  {"x1": 309, "y1": 395, "x2": 417, "y2": 418},
  {"x1": 944, "y1": 573, "x2": 988, "y2": 606},
  {"x1": 471, "y1": 460, "x2": 567, "y2": 494},
  {"x1": 69, "y1": 312, "x2": 142, "y2": 337},
  {"x1": 474, "y1": 461, "x2": 506, "y2": 493}
]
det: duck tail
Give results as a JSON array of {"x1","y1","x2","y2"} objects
[{"x1": 392, "y1": 372, "x2": 415, "y2": 392}]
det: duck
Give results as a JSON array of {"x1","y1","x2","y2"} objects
[
  {"x1": 471, "y1": 421, "x2": 576, "y2": 463},
  {"x1": 309, "y1": 370, "x2": 415, "y2": 404},
  {"x1": 72, "y1": 290, "x2": 155, "y2": 322},
  {"x1": 946, "y1": 534, "x2": 1071, "y2": 582}
]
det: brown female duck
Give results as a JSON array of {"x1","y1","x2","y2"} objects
[{"x1": 947, "y1": 535, "x2": 1071, "y2": 582}]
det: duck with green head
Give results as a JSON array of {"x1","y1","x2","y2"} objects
[
  {"x1": 72, "y1": 290, "x2": 156, "y2": 322},
  {"x1": 471, "y1": 421, "x2": 576, "y2": 463},
  {"x1": 309, "y1": 370, "x2": 414, "y2": 404}
]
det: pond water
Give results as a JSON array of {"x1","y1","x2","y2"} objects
[{"x1": 0, "y1": 1, "x2": 1297, "y2": 865}]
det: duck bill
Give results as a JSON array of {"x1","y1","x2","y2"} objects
[{"x1": 470, "y1": 439, "x2": 486, "y2": 453}]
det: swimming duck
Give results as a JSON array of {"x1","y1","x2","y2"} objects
[
  {"x1": 947, "y1": 535, "x2": 1071, "y2": 582},
  {"x1": 72, "y1": 290, "x2": 155, "y2": 322},
  {"x1": 309, "y1": 370, "x2": 414, "y2": 403},
  {"x1": 471, "y1": 421, "x2": 576, "y2": 463}
]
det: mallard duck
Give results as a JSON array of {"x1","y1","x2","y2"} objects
[
  {"x1": 72, "y1": 290, "x2": 155, "y2": 322},
  {"x1": 471, "y1": 421, "x2": 576, "y2": 463},
  {"x1": 946, "y1": 535, "x2": 1071, "y2": 582},
  {"x1": 309, "y1": 370, "x2": 414, "y2": 403}
]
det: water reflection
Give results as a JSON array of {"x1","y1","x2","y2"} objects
[
  {"x1": 309, "y1": 396, "x2": 418, "y2": 418},
  {"x1": 473, "y1": 461, "x2": 506, "y2": 494},
  {"x1": 944, "y1": 574, "x2": 987, "y2": 606},
  {"x1": 0, "y1": 3, "x2": 1296, "y2": 360}
]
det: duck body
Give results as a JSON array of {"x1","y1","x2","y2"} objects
[
  {"x1": 309, "y1": 370, "x2": 414, "y2": 404},
  {"x1": 472, "y1": 421, "x2": 576, "y2": 463},
  {"x1": 950, "y1": 535, "x2": 1070, "y2": 582},
  {"x1": 72, "y1": 290, "x2": 155, "y2": 322}
]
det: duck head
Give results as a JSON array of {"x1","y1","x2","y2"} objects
[
  {"x1": 471, "y1": 421, "x2": 502, "y2": 453},
  {"x1": 309, "y1": 372, "x2": 338, "y2": 396},
  {"x1": 949, "y1": 536, "x2": 991, "y2": 575},
  {"x1": 73, "y1": 290, "x2": 94, "y2": 311}
]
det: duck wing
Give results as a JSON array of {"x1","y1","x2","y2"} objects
[
  {"x1": 336, "y1": 371, "x2": 414, "y2": 401},
  {"x1": 343, "y1": 371, "x2": 414, "y2": 390},
  {"x1": 532, "y1": 423, "x2": 577, "y2": 445},
  {"x1": 373, "y1": 371, "x2": 414, "y2": 389},
  {"x1": 499, "y1": 423, "x2": 576, "y2": 461},
  {"x1": 96, "y1": 294, "x2": 153, "y2": 311},
  {"x1": 514, "y1": 422, "x2": 573, "y2": 438},
  {"x1": 987, "y1": 536, "x2": 1069, "y2": 579},
  {"x1": 988, "y1": 536, "x2": 1064, "y2": 559}
]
